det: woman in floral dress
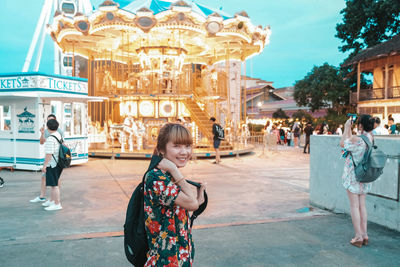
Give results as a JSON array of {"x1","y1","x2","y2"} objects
[
  {"x1": 143, "y1": 123, "x2": 206, "y2": 266},
  {"x1": 340, "y1": 114, "x2": 375, "y2": 248}
]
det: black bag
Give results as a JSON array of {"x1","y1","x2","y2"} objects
[
  {"x1": 51, "y1": 135, "x2": 71, "y2": 169},
  {"x1": 215, "y1": 124, "x2": 225, "y2": 140},
  {"x1": 124, "y1": 179, "x2": 148, "y2": 267},
  {"x1": 124, "y1": 155, "x2": 208, "y2": 266}
]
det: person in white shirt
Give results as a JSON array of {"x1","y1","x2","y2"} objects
[
  {"x1": 30, "y1": 114, "x2": 64, "y2": 204},
  {"x1": 335, "y1": 124, "x2": 343, "y2": 135},
  {"x1": 372, "y1": 117, "x2": 389, "y2": 135},
  {"x1": 40, "y1": 114, "x2": 64, "y2": 144},
  {"x1": 42, "y1": 119, "x2": 63, "y2": 211}
]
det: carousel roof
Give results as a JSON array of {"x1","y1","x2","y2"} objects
[
  {"x1": 49, "y1": 0, "x2": 271, "y2": 65},
  {"x1": 118, "y1": 0, "x2": 232, "y2": 20}
]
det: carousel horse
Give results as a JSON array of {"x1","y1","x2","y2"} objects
[
  {"x1": 240, "y1": 123, "x2": 250, "y2": 146},
  {"x1": 121, "y1": 115, "x2": 138, "y2": 152}
]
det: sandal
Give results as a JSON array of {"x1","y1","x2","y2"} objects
[{"x1": 350, "y1": 238, "x2": 363, "y2": 248}]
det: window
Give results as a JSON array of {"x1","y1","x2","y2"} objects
[
  {"x1": 51, "y1": 101, "x2": 62, "y2": 123},
  {"x1": 61, "y1": 2, "x2": 75, "y2": 14},
  {"x1": 73, "y1": 103, "x2": 83, "y2": 136},
  {"x1": 63, "y1": 102, "x2": 85, "y2": 137},
  {"x1": 64, "y1": 103, "x2": 72, "y2": 137},
  {"x1": 0, "y1": 105, "x2": 12, "y2": 131},
  {"x1": 63, "y1": 56, "x2": 73, "y2": 67}
]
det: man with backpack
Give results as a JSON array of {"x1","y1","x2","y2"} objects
[
  {"x1": 210, "y1": 117, "x2": 223, "y2": 164},
  {"x1": 303, "y1": 122, "x2": 314, "y2": 154},
  {"x1": 30, "y1": 114, "x2": 64, "y2": 204},
  {"x1": 41, "y1": 119, "x2": 64, "y2": 211}
]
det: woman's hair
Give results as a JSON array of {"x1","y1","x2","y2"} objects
[
  {"x1": 318, "y1": 124, "x2": 324, "y2": 135},
  {"x1": 154, "y1": 123, "x2": 193, "y2": 155},
  {"x1": 358, "y1": 114, "x2": 375, "y2": 132}
]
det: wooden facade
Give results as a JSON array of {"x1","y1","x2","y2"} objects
[{"x1": 347, "y1": 35, "x2": 400, "y2": 123}]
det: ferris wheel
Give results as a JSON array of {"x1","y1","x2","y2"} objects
[{"x1": 22, "y1": 0, "x2": 93, "y2": 75}]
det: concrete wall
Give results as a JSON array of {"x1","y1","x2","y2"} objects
[{"x1": 310, "y1": 135, "x2": 400, "y2": 231}]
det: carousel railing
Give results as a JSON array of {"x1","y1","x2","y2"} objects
[{"x1": 93, "y1": 60, "x2": 229, "y2": 99}]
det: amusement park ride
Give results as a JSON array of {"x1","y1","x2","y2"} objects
[{"x1": 23, "y1": 0, "x2": 271, "y2": 158}]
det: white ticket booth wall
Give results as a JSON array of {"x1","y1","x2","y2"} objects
[
  {"x1": 0, "y1": 73, "x2": 91, "y2": 170},
  {"x1": 0, "y1": 96, "x2": 43, "y2": 170}
]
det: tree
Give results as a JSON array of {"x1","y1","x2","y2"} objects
[
  {"x1": 272, "y1": 108, "x2": 288, "y2": 119},
  {"x1": 293, "y1": 63, "x2": 349, "y2": 113},
  {"x1": 292, "y1": 109, "x2": 314, "y2": 123},
  {"x1": 336, "y1": 0, "x2": 400, "y2": 57}
]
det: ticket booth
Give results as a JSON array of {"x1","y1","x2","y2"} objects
[{"x1": 0, "y1": 73, "x2": 102, "y2": 170}]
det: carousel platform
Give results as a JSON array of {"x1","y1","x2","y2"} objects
[{"x1": 89, "y1": 145, "x2": 254, "y2": 159}]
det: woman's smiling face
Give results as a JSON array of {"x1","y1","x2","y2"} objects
[{"x1": 163, "y1": 141, "x2": 192, "y2": 168}]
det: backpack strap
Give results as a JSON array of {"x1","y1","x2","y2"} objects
[
  {"x1": 49, "y1": 134, "x2": 62, "y2": 166},
  {"x1": 143, "y1": 155, "x2": 207, "y2": 229},
  {"x1": 360, "y1": 135, "x2": 373, "y2": 164},
  {"x1": 142, "y1": 155, "x2": 164, "y2": 184},
  {"x1": 350, "y1": 135, "x2": 372, "y2": 168},
  {"x1": 50, "y1": 134, "x2": 62, "y2": 144}
]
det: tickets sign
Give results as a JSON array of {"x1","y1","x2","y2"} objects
[{"x1": 0, "y1": 74, "x2": 88, "y2": 94}]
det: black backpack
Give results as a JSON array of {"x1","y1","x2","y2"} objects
[
  {"x1": 215, "y1": 124, "x2": 225, "y2": 140},
  {"x1": 51, "y1": 135, "x2": 71, "y2": 169},
  {"x1": 124, "y1": 155, "x2": 208, "y2": 266}
]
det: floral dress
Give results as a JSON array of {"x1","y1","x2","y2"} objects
[
  {"x1": 143, "y1": 168, "x2": 194, "y2": 267},
  {"x1": 342, "y1": 138, "x2": 372, "y2": 194}
]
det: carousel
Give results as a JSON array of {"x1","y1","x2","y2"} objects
[{"x1": 48, "y1": 0, "x2": 270, "y2": 158}]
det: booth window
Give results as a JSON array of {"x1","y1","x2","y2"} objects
[
  {"x1": 51, "y1": 101, "x2": 62, "y2": 123},
  {"x1": 64, "y1": 103, "x2": 72, "y2": 137},
  {"x1": 0, "y1": 105, "x2": 12, "y2": 131},
  {"x1": 73, "y1": 103, "x2": 83, "y2": 136},
  {"x1": 63, "y1": 102, "x2": 84, "y2": 137}
]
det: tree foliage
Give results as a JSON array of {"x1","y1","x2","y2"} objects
[
  {"x1": 293, "y1": 63, "x2": 348, "y2": 112},
  {"x1": 272, "y1": 108, "x2": 289, "y2": 119},
  {"x1": 336, "y1": 0, "x2": 400, "y2": 57},
  {"x1": 291, "y1": 109, "x2": 314, "y2": 123}
]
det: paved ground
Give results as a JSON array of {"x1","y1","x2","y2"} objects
[{"x1": 1, "y1": 146, "x2": 400, "y2": 267}]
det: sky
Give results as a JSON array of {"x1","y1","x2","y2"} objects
[{"x1": 0, "y1": 0, "x2": 348, "y2": 88}]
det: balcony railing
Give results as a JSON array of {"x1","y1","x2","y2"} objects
[
  {"x1": 389, "y1": 86, "x2": 400, "y2": 99},
  {"x1": 350, "y1": 92, "x2": 358, "y2": 105},
  {"x1": 354, "y1": 86, "x2": 400, "y2": 102},
  {"x1": 359, "y1": 88, "x2": 384, "y2": 101}
]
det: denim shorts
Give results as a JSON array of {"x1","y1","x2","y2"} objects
[{"x1": 213, "y1": 139, "x2": 221, "y2": 149}]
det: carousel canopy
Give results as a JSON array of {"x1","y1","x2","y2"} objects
[
  {"x1": 49, "y1": 0, "x2": 271, "y2": 65},
  {"x1": 118, "y1": 0, "x2": 232, "y2": 19}
]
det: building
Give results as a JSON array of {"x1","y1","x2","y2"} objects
[
  {"x1": 345, "y1": 34, "x2": 400, "y2": 124},
  {"x1": 243, "y1": 80, "x2": 326, "y2": 119}
]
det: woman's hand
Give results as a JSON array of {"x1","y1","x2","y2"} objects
[
  {"x1": 341, "y1": 118, "x2": 354, "y2": 147},
  {"x1": 344, "y1": 118, "x2": 352, "y2": 130},
  {"x1": 157, "y1": 158, "x2": 180, "y2": 179},
  {"x1": 197, "y1": 183, "x2": 207, "y2": 205}
]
